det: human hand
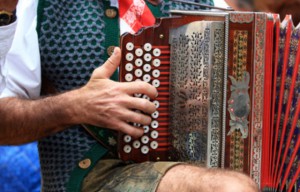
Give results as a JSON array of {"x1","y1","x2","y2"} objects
[{"x1": 74, "y1": 47, "x2": 157, "y2": 138}]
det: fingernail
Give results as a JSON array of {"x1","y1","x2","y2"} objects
[{"x1": 112, "y1": 47, "x2": 119, "y2": 55}]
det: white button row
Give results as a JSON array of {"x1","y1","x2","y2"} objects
[{"x1": 123, "y1": 140, "x2": 159, "y2": 153}]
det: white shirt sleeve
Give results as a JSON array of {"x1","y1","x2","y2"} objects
[
  {"x1": 0, "y1": 0, "x2": 41, "y2": 99},
  {"x1": 0, "y1": 21, "x2": 17, "y2": 95}
]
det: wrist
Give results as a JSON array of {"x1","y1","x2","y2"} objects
[{"x1": 60, "y1": 89, "x2": 86, "y2": 125}]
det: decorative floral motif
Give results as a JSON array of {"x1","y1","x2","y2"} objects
[
  {"x1": 227, "y1": 71, "x2": 250, "y2": 138},
  {"x1": 230, "y1": 13, "x2": 254, "y2": 23},
  {"x1": 108, "y1": 137, "x2": 117, "y2": 146}
]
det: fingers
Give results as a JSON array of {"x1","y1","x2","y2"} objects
[
  {"x1": 116, "y1": 121, "x2": 144, "y2": 138},
  {"x1": 92, "y1": 47, "x2": 121, "y2": 79},
  {"x1": 121, "y1": 81, "x2": 158, "y2": 99},
  {"x1": 124, "y1": 97, "x2": 156, "y2": 115},
  {"x1": 120, "y1": 109, "x2": 152, "y2": 126}
]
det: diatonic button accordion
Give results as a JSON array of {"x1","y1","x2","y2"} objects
[{"x1": 118, "y1": 10, "x2": 299, "y2": 191}]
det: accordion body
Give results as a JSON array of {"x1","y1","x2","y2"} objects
[{"x1": 118, "y1": 10, "x2": 299, "y2": 191}]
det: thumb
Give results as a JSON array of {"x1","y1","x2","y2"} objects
[{"x1": 91, "y1": 47, "x2": 121, "y2": 79}]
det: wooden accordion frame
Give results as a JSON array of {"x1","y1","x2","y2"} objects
[{"x1": 118, "y1": 10, "x2": 299, "y2": 191}]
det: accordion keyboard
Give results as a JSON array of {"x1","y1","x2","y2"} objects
[{"x1": 119, "y1": 40, "x2": 172, "y2": 162}]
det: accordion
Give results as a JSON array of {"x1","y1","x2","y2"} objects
[{"x1": 117, "y1": 10, "x2": 299, "y2": 191}]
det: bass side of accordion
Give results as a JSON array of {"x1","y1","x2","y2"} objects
[{"x1": 118, "y1": 10, "x2": 299, "y2": 192}]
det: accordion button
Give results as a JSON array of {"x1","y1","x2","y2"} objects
[
  {"x1": 123, "y1": 145, "x2": 132, "y2": 153},
  {"x1": 134, "y1": 69, "x2": 143, "y2": 77},
  {"x1": 152, "y1": 79, "x2": 160, "y2": 88},
  {"x1": 141, "y1": 136, "x2": 149, "y2": 144},
  {"x1": 134, "y1": 93, "x2": 142, "y2": 97},
  {"x1": 125, "y1": 63, "x2": 133, "y2": 72},
  {"x1": 151, "y1": 120, "x2": 159, "y2": 129},
  {"x1": 133, "y1": 123, "x2": 141, "y2": 127},
  {"x1": 135, "y1": 58, "x2": 143, "y2": 67},
  {"x1": 153, "y1": 100, "x2": 160, "y2": 108},
  {"x1": 125, "y1": 73, "x2": 133, "y2": 82},
  {"x1": 123, "y1": 135, "x2": 132, "y2": 143},
  {"x1": 142, "y1": 94, "x2": 150, "y2": 100},
  {"x1": 126, "y1": 42, "x2": 134, "y2": 51},
  {"x1": 150, "y1": 141, "x2": 158, "y2": 149},
  {"x1": 143, "y1": 74, "x2": 151, "y2": 83},
  {"x1": 152, "y1": 69, "x2": 160, "y2": 78},
  {"x1": 151, "y1": 111, "x2": 159, "y2": 119},
  {"x1": 151, "y1": 130, "x2": 159, "y2": 139},
  {"x1": 152, "y1": 59, "x2": 160, "y2": 67},
  {"x1": 143, "y1": 64, "x2": 151, "y2": 72},
  {"x1": 144, "y1": 53, "x2": 152, "y2": 62},
  {"x1": 135, "y1": 48, "x2": 143, "y2": 57},
  {"x1": 126, "y1": 53, "x2": 134, "y2": 61},
  {"x1": 141, "y1": 146, "x2": 149, "y2": 154},
  {"x1": 133, "y1": 140, "x2": 141, "y2": 149},
  {"x1": 144, "y1": 43, "x2": 152, "y2": 52},
  {"x1": 143, "y1": 125, "x2": 150, "y2": 133},
  {"x1": 153, "y1": 48, "x2": 161, "y2": 57}
]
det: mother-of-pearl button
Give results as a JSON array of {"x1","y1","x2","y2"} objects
[
  {"x1": 143, "y1": 74, "x2": 151, "y2": 82},
  {"x1": 126, "y1": 42, "x2": 134, "y2": 51},
  {"x1": 144, "y1": 43, "x2": 152, "y2": 51},
  {"x1": 123, "y1": 145, "x2": 132, "y2": 153},
  {"x1": 144, "y1": 53, "x2": 152, "y2": 62},
  {"x1": 153, "y1": 100, "x2": 160, "y2": 108},
  {"x1": 143, "y1": 125, "x2": 150, "y2": 133},
  {"x1": 151, "y1": 111, "x2": 159, "y2": 119},
  {"x1": 141, "y1": 146, "x2": 149, "y2": 154},
  {"x1": 152, "y1": 58, "x2": 160, "y2": 67},
  {"x1": 135, "y1": 48, "x2": 143, "y2": 57},
  {"x1": 150, "y1": 141, "x2": 158, "y2": 149},
  {"x1": 152, "y1": 69, "x2": 160, "y2": 78},
  {"x1": 134, "y1": 69, "x2": 143, "y2": 77},
  {"x1": 153, "y1": 48, "x2": 161, "y2": 57},
  {"x1": 135, "y1": 58, "x2": 143, "y2": 67},
  {"x1": 126, "y1": 53, "x2": 134, "y2": 61},
  {"x1": 125, "y1": 73, "x2": 133, "y2": 82},
  {"x1": 123, "y1": 135, "x2": 132, "y2": 143},
  {"x1": 125, "y1": 63, "x2": 133, "y2": 72},
  {"x1": 141, "y1": 136, "x2": 149, "y2": 144},
  {"x1": 133, "y1": 140, "x2": 141, "y2": 148},
  {"x1": 143, "y1": 64, "x2": 151, "y2": 72},
  {"x1": 151, "y1": 120, "x2": 159, "y2": 129},
  {"x1": 152, "y1": 79, "x2": 160, "y2": 88},
  {"x1": 151, "y1": 130, "x2": 159, "y2": 139}
]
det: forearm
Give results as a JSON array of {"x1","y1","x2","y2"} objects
[{"x1": 0, "y1": 91, "x2": 80, "y2": 145}]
